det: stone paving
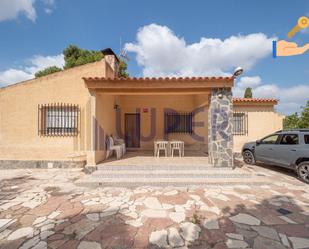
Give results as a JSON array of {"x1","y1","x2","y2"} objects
[{"x1": 0, "y1": 165, "x2": 309, "y2": 249}]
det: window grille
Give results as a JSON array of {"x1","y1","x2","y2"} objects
[
  {"x1": 233, "y1": 112, "x2": 248, "y2": 136},
  {"x1": 164, "y1": 112, "x2": 193, "y2": 134},
  {"x1": 38, "y1": 104, "x2": 80, "y2": 136}
]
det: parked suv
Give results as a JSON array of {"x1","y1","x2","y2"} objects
[{"x1": 242, "y1": 129, "x2": 309, "y2": 183}]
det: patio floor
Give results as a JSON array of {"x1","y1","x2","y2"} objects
[{"x1": 98, "y1": 150, "x2": 211, "y2": 167}]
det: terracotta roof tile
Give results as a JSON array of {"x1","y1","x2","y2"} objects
[
  {"x1": 82, "y1": 76, "x2": 234, "y2": 82},
  {"x1": 233, "y1": 98, "x2": 278, "y2": 104}
]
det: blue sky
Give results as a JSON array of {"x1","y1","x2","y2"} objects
[{"x1": 0, "y1": 0, "x2": 309, "y2": 114}]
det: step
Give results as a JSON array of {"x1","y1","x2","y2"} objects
[
  {"x1": 76, "y1": 167, "x2": 271, "y2": 187},
  {"x1": 75, "y1": 175, "x2": 271, "y2": 188},
  {"x1": 92, "y1": 169, "x2": 252, "y2": 178},
  {"x1": 97, "y1": 164, "x2": 232, "y2": 171},
  {"x1": 92, "y1": 173, "x2": 252, "y2": 179}
]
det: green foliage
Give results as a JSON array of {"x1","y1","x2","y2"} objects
[
  {"x1": 63, "y1": 45, "x2": 104, "y2": 69},
  {"x1": 35, "y1": 66, "x2": 62, "y2": 78},
  {"x1": 283, "y1": 113, "x2": 300, "y2": 129},
  {"x1": 191, "y1": 213, "x2": 201, "y2": 225},
  {"x1": 298, "y1": 100, "x2": 309, "y2": 128},
  {"x1": 283, "y1": 101, "x2": 309, "y2": 129},
  {"x1": 34, "y1": 45, "x2": 129, "y2": 79},
  {"x1": 244, "y1": 87, "x2": 253, "y2": 98},
  {"x1": 118, "y1": 60, "x2": 129, "y2": 78}
]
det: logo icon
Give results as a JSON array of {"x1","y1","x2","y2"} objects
[{"x1": 273, "y1": 16, "x2": 309, "y2": 57}]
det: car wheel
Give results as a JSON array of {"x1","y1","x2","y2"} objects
[
  {"x1": 297, "y1": 162, "x2": 309, "y2": 184},
  {"x1": 243, "y1": 150, "x2": 256, "y2": 165}
]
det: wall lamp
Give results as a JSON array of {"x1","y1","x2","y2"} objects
[{"x1": 233, "y1": 67, "x2": 244, "y2": 78}]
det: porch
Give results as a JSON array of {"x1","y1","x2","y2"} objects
[{"x1": 84, "y1": 77, "x2": 234, "y2": 168}]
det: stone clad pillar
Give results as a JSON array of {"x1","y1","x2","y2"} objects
[{"x1": 208, "y1": 88, "x2": 234, "y2": 167}]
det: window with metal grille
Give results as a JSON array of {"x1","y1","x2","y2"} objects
[
  {"x1": 38, "y1": 104, "x2": 80, "y2": 136},
  {"x1": 164, "y1": 112, "x2": 193, "y2": 134},
  {"x1": 233, "y1": 112, "x2": 248, "y2": 136}
]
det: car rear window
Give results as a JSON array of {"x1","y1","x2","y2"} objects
[
  {"x1": 305, "y1": 135, "x2": 309, "y2": 144},
  {"x1": 280, "y1": 134, "x2": 299, "y2": 145}
]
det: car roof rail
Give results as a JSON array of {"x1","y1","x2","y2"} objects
[{"x1": 276, "y1": 128, "x2": 309, "y2": 133}]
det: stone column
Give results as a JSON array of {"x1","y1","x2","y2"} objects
[{"x1": 208, "y1": 88, "x2": 234, "y2": 167}]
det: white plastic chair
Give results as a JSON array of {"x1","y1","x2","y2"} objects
[
  {"x1": 170, "y1": 141, "x2": 184, "y2": 157},
  {"x1": 114, "y1": 137, "x2": 126, "y2": 156},
  {"x1": 156, "y1": 141, "x2": 169, "y2": 157},
  {"x1": 108, "y1": 136, "x2": 123, "y2": 159},
  {"x1": 154, "y1": 141, "x2": 157, "y2": 157}
]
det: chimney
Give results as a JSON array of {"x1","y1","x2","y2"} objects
[{"x1": 101, "y1": 48, "x2": 119, "y2": 78}]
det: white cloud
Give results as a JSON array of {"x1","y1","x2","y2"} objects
[
  {"x1": 0, "y1": 0, "x2": 36, "y2": 22},
  {"x1": 0, "y1": 69, "x2": 33, "y2": 87},
  {"x1": 125, "y1": 24, "x2": 274, "y2": 77},
  {"x1": 0, "y1": 54, "x2": 64, "y2": 87},
  {"x1": 0, "y1": 0, "x2": 56, "y2": 22},
  {"x1": 125, "y1": 24, "x2": 307, "y2": 114},
  {"x1": 26, "y1": 54, "x2": 64, "y2": 74},
  {"x1": 234, "y1": 76, "x2": 309, "y2": 115},
  {"x1": 237, "y1": 76, "x2": 262, "y2": 89},
  {"x1": 42, "y1": 0, "x2": 55, "y2": 14}
]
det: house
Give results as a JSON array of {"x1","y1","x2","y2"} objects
[{"x1": 0, "y1": 49, "x2": 284, "y2": 169}]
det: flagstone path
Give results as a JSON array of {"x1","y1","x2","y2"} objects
[{"x1": 0, "y1": 164, "x2": 308, "y2": 249}]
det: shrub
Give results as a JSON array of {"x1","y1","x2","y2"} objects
[{"x1": 35, "y1": 66, "x2": 62, "y2": 78}]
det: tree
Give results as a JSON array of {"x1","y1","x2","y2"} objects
[
  {"x1": 34, "y1": 45, "x2": 129, "y2": 78},
  {"x1": 63, "y1": 45, "x2": 104, "y2": 69},
  {"x1": 298, "y1": 100, "x2": 309, "y2": 128},
  {"x1": 35, "y1": 66, "x2": 62, "y2": 78},
  {"x1": 118, "y1": 60, "x2": 129, "y2": 78},
  {"x1": 283, "y1": 113, "x2": 300, "y2": 129},
  {"x1": 244, "y1": 87, "x2": 253, "y2": 98},
  {"x1": 283, "y1": 101, "x2": 309, "y2": 129}
]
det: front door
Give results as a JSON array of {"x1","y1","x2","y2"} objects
[{"x1": 125, "y1": 113, "x2": 140, "y2": 148}]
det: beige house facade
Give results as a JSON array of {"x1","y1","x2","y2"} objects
[{"x1": 0, "y1": 51, "x2": 284, "y2": 168}]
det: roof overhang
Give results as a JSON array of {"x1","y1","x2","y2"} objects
[
  {"x1": 83, "y1": 76, "x2": 234, "y2": 95},
  {"x1": 233, "y1": 98, "x2": 278, "y2": 105}
]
